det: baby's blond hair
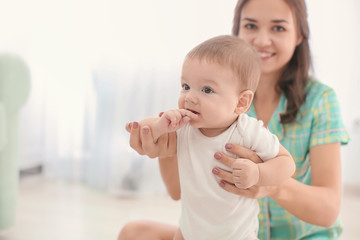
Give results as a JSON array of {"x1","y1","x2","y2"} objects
[{"x1": 185, "y1": 35, "x2": 261, "y2": 92}]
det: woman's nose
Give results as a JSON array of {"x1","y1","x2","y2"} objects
[{"x1": 253, "y1": 29, "x2": 272, "y2": 47}]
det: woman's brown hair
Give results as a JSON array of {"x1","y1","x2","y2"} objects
[{"x1": 232, "y1": 0, "x2": 312, "y2": 124}]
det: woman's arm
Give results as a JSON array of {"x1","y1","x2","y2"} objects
[
  {"x1": 272, "y1": 142, "x2": 342, "y2": 227},
  {"x1": 127, "y1": 122, "x2": 181, "y2": 200},
  {"x1": 213, "y1": 142, "x2": 342, "y2": 227},
  {"x1": 159, "y1": 154, "x2": 181, "y2": 200}
]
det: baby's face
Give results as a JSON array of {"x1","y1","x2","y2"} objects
[{"x1": 178, "y1": 58, "x2": 241, "y2": 137}]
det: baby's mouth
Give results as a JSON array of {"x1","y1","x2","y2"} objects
[{"x1": 187, "y1": 108, "x2": 200, "y2": 115}]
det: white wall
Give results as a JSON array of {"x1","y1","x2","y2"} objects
[
  {"x1": 307, "y1": 0, "x2": 360, "y2": 186},
  {"x1": 1, "y1": 0, "x2": 359, "y2": 186}
]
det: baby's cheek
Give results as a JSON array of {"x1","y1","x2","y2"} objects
[{"x1": 178, "y1": 97, "x2": 185, "y2": 108}]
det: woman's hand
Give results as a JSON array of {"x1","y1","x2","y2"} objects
[
  {"x1": 126, "y1": 120, "x2": 180, "y2": 200},
  {"x1": 126, "y1": 121, "x2": 177, "y2": 159},
  {"x1": 212, "y1": 143, "x2": 278, "y2": 199}
]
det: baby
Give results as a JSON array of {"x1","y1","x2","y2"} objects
[{"x1": 136, "y1": 35, "x2": 295, "y2": 240}]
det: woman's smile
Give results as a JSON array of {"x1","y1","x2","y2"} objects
[{"x1": 257, "y1": 50, "x2": 275, "y2": 61}]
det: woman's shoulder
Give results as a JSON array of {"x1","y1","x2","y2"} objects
[
  {"x1": 304, "y1": 77, "x2": 337, "y2": 105},
  {"x1": 305, "y1": 78, "x2": 334, "y2": 95},
  {"x1": 302, "y1": 77, "x2": 349, "y2": 147}
]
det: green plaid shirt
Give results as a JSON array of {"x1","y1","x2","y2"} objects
[{"x1": 248, "y1": 80, "x2": 350, "y2": 240}]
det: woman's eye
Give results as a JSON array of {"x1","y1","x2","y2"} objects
[
  {"x1": 244, "y1": 23, "x2": 256, "y2": 30},
  {"x1": 273, "y1": 26, "x2": 285, "y2": 32},
  {"x1": 182, "y1": 84, "x2": 190, "y2": 90},
  {"x1": 202, "y1": 87, "x2": 213, "y2": 94}
]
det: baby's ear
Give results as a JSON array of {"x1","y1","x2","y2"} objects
[{"x1": 235, "y1": 90, "x2": 254, "y2": 114}]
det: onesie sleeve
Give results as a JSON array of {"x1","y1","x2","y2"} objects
[
  {"x1": 309, "y1": 87, "x2": 349, "y2": 148},
  {"x1": 237, "y1": 114, "x2": 279, "y2": 161}
]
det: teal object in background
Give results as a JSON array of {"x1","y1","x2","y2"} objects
[{"x1": 0, "y1": 53, "x2": 31, "y2": 230}]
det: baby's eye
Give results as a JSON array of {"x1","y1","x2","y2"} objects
[
  {"x1": 182, "y1": 84, "x2": 190, "y2": 90},
  {"x1": 202, "y1": 87, "x2": 213, "y2": 94}
]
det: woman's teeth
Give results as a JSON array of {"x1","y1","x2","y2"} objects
[{"x1": 258, "y1": 52, "x2": 273, "y2": 58}]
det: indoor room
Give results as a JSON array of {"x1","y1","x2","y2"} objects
[{"x1": 0, "y1": 0, "x2": 359, "y2": 239}]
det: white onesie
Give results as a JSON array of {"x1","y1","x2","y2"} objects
[{"x1": 177, "y1": 113, "x2": 279, "y2": 240}]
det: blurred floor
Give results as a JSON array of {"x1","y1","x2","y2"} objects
[
  {"x1": 0, "y1": 175, "x2": 180, "y2": 240},
  {"x1": 0, "y1": 175, "x2": 359, "y2": 240}
]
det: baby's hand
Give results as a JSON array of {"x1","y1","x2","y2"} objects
[
  {"x1": 158, "y1": 109, "x2": 197, "y2": 132},
  {"x1": 232, "y1": 159, "x2": 259, "y2": 189}
]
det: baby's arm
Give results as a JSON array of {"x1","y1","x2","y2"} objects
[
  {"x1": 232, "y1": 144, "x2": 295, "y2": 189},
  {"x1": 256, "y1": 144, "x2": 295, "y2": 185},
  {"x1": 233, "y1": 115, "x2": 295, "y2": 189},
  {"x1": 139, "y1": 109, "x2": 197, "y2": 143}
]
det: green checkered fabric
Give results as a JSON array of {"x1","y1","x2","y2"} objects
[{"x1": 248, "y1": 79, "x2": 350, "y2": 240}]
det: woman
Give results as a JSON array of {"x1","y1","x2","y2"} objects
[{"x1": 120, "y1": 0, "x2": 349, "y2": 239}]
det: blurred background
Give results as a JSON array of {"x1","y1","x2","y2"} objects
[{"x1": 0, "y1": 0, "x2": 359, "y2": 239}]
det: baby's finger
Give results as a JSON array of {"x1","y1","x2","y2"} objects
[
  {"x1": 171, "y1": 112, "x2": 182, "y2": 128},
  {"x1": 165, "y1": 112, "x2": 179, "y2": 128},
  {"x1": 178, "y1": 109, "x2": 198, "y2": 119},
  {"x1": 185, "y1": 111, "x2": 198, "y2": 119},
  {"x1": 179, "y1": 116, "x2": 191, "y2": 127}
]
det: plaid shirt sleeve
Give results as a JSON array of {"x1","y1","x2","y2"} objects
[{"x1": 310, "y1": 86, "x2": 349, "y2": 148}]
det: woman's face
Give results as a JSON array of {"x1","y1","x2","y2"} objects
[{"x1": 238, "y1": 0, "x2": 303, "y2": 78}]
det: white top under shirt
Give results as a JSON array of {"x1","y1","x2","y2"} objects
[{"x1": 177, "y1": 114, "x2": 279, "y2": 240}]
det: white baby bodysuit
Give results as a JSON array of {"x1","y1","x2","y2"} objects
[{"x1": 177, "y1": 113, "x2": 279, "y2": 240}]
